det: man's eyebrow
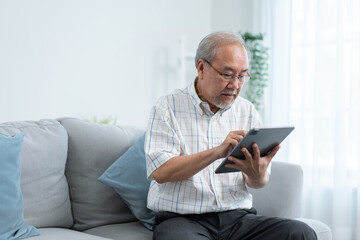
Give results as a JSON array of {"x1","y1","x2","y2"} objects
[{"x1": 223, "y1": 66, "x2": 248, "y2": 73}]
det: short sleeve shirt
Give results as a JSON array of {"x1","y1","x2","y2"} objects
[{"x1": 145, "y1": 81, "x2": 263, "y2": 214}]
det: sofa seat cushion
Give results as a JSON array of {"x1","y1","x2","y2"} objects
[
  {"x1": 30, "y1": 228, "x2": 111, "y2": 240},
  {"x1": 58, "y1": 118, "x2": 144, "y2": 230},
  {"x1": 0, "y1": 119, "x2": 73, "y2": 228},
  {"x1": 84, "y1": 222, "x2": 152, "y2": 240}
]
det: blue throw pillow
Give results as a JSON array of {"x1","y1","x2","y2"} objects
[
  {"x1": 0, "y1": 133, "x2": 40, "y2": 240},
  {"x1": 98, "y1": 133, "x2": 155, "y2": 230}
]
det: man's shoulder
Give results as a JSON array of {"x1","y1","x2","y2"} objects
[
  {"x1": 157, "y1": 87, "x2": 189, "y2": 103},
  {"x1": 154, "y1": 86, "x2": 190, "y2": 108},
  {"x1": 231, "y1": 96, "x2": 262, "y2": 124}
]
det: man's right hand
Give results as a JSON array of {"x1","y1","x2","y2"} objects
[{"x1": 215, "y1": 130, "x2": 248, "y2": 158}]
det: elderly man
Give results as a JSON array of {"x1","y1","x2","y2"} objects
[{"x1": 145, "y1": 32, "x2": 317, "y2": 240}]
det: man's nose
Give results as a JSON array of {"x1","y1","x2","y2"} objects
[{"x1": 227, "y1": 77, "x2": 241, "y2": 89}]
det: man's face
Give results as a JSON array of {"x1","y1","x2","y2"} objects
[{"x1": 196, "y1": 43, "x2": 249, "y2": 113}]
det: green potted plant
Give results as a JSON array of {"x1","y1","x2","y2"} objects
[
  {"x1": 84, "y1": 116, "x2": 118, "y2": 125},
  {"x1": 240, "y1": 32, "x2": 269, "y2": 111}
]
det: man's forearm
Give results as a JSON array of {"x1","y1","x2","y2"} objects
[{"x1": 152, "y1": 147, "x2": 222, "y2": 184}]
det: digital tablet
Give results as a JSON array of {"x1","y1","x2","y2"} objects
[{"x1": 215, "y1": 126, "x2": 295, "y2": 174}]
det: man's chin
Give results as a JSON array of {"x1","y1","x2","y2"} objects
[
  {"x1": 215, "y1": 95, "x2": 238, "y2": 109},
  {"x1": 214, "y1": 99, "x2": 235, "y2": 109}
]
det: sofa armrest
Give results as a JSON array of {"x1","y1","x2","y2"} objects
[{"x1": 248, "y1": 161, "x2": 303, "y2": 218}]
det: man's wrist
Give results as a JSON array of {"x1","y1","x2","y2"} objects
[
  {"x1": 212, "y1": 146, "x2": 223, "y2": 159},
  {"x1": 245, "y1": 173, "x2": 269, "y2": 189}
]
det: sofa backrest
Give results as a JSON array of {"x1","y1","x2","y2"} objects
[
  {"x1": 58, "y1": 118, "x2": 144, "y2": 231},
  {"x1": 249, "y1": 161, "x2": 303, "y2": 218},
  {"x1": 0, "y1": 119, "x2": 73, "y2": 228}
]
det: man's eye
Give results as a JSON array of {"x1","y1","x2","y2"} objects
[{"x1": 222, "y1": 73, "x2": 233, "y2": 78}]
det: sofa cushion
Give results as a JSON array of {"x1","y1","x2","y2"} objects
[
  {"x1": 30, "y1": 228, "x2": 112, "y2": 240},
  {"x1": 84, "y1": 222, "x2": 152, "y2": 240},
  {"x1": 58, "y1": 118, "x2": 144, "y2": 230},
  {"x1": 99, "y1": 133, "x2": 155, "y2": 230},
  {"x1": 0, "y1": 120, "x2": 73, "y2": 228},
  {"x1": 0, "y1": 133, "x2": 40, "y2": 240}
]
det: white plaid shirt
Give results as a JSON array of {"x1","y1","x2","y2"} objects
[{"x1": 145, "y1": 81, "x2": 262, "y2": 214}]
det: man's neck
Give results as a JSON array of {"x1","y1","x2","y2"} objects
[{"x1": 194, "y1": 78, "x2": 220, "y2": 114}]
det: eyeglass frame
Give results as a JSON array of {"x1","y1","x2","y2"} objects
[{"x1": 203, "y1": 59, "x2": 251, "y2": 84}]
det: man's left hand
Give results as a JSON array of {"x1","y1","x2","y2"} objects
[{"x1": 225, "y1": 143, "x2": 280, "y2": 188}]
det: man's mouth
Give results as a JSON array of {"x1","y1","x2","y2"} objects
[{"x1": 221, "y1": 91, "x2": 237, "y2": 96}]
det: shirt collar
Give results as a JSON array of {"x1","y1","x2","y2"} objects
[{"x1": 188, "y1": 78, "x2": 206, "y2": 115}]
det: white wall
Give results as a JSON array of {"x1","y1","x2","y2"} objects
[
  {"x1": 0, "y1": 0, "x2": 255, "y2": 127},
  {"x1": 0, "y1": 0, "x2": 211, "y2": 126},
  {"x1": 211, "y1": 0, "x2": 254, "y2": 33}
]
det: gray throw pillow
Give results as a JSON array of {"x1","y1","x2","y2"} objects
[{"x1": 59, "y1": 118, "x2": 144, "y2": 230}]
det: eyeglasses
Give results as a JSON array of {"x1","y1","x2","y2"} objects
[{"x1": 203, "y1": 59, "x2": 251, "y2": 84}]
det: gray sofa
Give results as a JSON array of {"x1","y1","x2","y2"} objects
[{"x1": 0, "y1": 118, "x2": 331, "y2": 240}]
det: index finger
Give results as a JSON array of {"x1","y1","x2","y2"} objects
[{"x1": 230, "y1": 130, "x2": 248, "y2": 136}]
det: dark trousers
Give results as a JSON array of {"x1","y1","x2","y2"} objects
[{"x1": 153, "y1": 208, "x2": 317, "y2": 240}]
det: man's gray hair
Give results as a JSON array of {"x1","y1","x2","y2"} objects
[{"x1": 195, "y1": 31, "x2": 247, "y2": 67}]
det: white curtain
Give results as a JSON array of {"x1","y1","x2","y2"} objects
[{"x1": 254, "y1": 0, "x2": 360, "y2": 239}]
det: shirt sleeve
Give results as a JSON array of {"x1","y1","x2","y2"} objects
[{"x1": 144, "y1": 97, "x2": 181, "y2": 179}]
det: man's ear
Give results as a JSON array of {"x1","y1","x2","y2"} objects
[{"x1": 196, "y1": 59, "x2": 205, "y2": 80}]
